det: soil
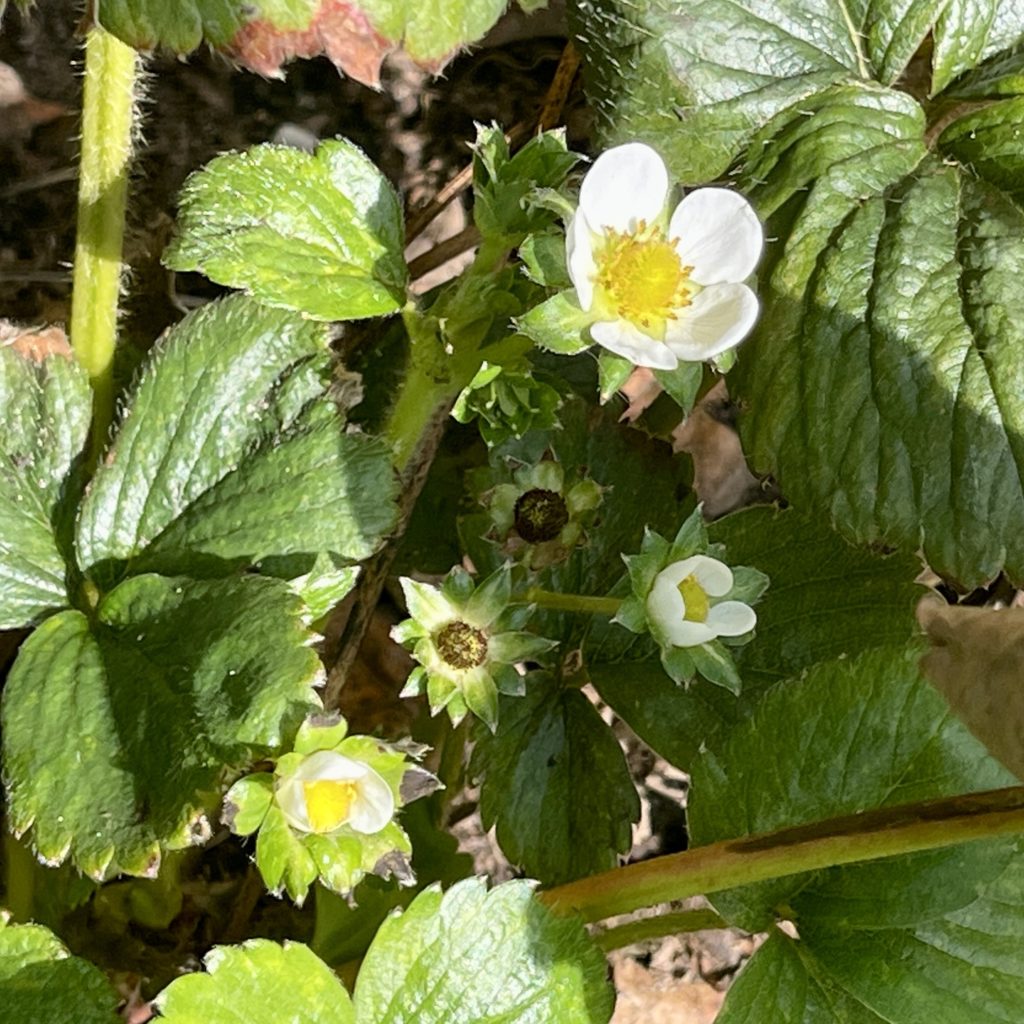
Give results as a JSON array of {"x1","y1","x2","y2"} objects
[{"x1": 0, "y1": 4, "x2": 757, "y2": 1019}]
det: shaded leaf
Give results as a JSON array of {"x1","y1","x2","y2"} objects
[
  {"x1": 0, "y1": 915, "x2": 119, "y2": 1024},
  {"x1": 2, "y1": 574, "x2": 322, "y2": 878},
  {"x1": 689, "y1": 644, "x2": 1016, "y2": 932},
  {"x1": 473, "y1": 674, "x2": 638, "y2": 885},
  {"x1": 0, "y1": 329, "x2": 89, "y2": 628}
]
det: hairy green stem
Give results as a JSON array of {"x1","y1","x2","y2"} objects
[
  {"x1": 521, "y1": 588, "x2": 622, "y2": 616},
  {"x1": 541, "y1": 785, "x2": 1024, "y2": 923},
  {"x1": 594, "y1": 908, "x2": 726, "y2": 952},
  {"x1": 70, "y1": 28, "x2": 139, "y2": 464}
]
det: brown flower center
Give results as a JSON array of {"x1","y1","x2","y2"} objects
[
  {"x1": 514, "y1": 488, "x2": 570, "y2": 543},
  {"x1": 436, "y1": 620, "x2": 489, "y2": 669}
]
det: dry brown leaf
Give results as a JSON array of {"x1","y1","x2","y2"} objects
[
  {"x1": 917, "y1": 598, "x2": 1024, "y2": 781},
  {"x1": 0, "y1": 322, "x2": 73, "y2": 363}
]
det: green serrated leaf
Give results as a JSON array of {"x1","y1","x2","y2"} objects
[
  {"x1": 689, "y1": 644, "x2": 1016, "y2": 932},
  {"x1": 571, "y1": 0, "x2": 1022, "y2": 182},
  {"x1": 96, "y1": 0, "x2": 508, "y2": 85},
  {"x1": 0, "y1": 915, "x2": 120, "y2": 1024},
  {"x1": 2, "y1": 574, "x2": 322, "y2": 878},
  {"x1": 353, "y1": 878, "x2": 614, "y2": 1023},
  {"x1": 0, "y1": 335, "x2": 89, "y2": 628},
  {"x1": 75, "y1": 296, "x2": 398, "y2": 581},
  {"x1": 473, "y1": 673, "x2": 638, "y2": 885},
  {"x1": 165, "y1": 141, "x2": 406, "y2": 321},
  {"x1": 154, "y1": 939, "x2": 355, "y2": 1024}
]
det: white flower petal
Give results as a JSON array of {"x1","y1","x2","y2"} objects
[
  {"x1": 567, "y1": 210, "x2": 597, "y2": 311},
  {"x1": 707, "y1": 600, "x2": 757, "y2": 637},
  {"x1": 346, "y1": 769, "x2": 396, "y2": 834},
  {"x1": 275, "y1": 775, "x2": 312, "y2": 833},
  {"x1": 686, "y1": 554, "x2": 733, "y2": 597},
  {"x1": 664, "y1": 283, "x2": 759, "y2": 362},
  {"x1": 670, "y1": 187, "x2": 763, "y2": 285},
  {"x1": 591, "y1": 319, "x2": 679, "y2": 370},
  {"x1": 295, "y1": 750, "x2": 368, "y2": 783},
  {"x1": 646, "y1": 571, "x2": 687, "y2": 633},
  {"x1": 579, "y1": 143, "x2": 670, "y2": 234},
  {"x1": 663, "y1": 617, "x2": 717, "y2": 647}
]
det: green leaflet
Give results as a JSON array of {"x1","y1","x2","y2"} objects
[
  {"x1": 164, "y1": 141, "x2": 407, "y2": 321},
  {"x1": 689, "y1": 645, "x2": 1017, "y2": 933},
  {"x1": 0, "y1": 916, "x2": 120, "y2": 1024},
  {"x1": 75, "y1": 295, "x2": 398, "y2": 581},
  {"x1": 0, "y1": 336, "x2": 90, "y2": 628},
  {"x1": 719, "y1": 856, "x2": 1024, "y2": 1024},
  {"x1": 156, "y1": 882, "x2": 612, "y2": 1024},
  {"x1": 353, "y1": 879, "x2": 615, "y2": 1023},
  {"x1": 94, "y1": 0, "x2": 509, "y2": 84},
  {"x1": 1, "y1": 574, "x2": 322, "y2": 878},
  {"x1": 472, "y1": 675, "x2": 639, "y2": 885},
  {"x1": 571, "y1": 0, "x2": 1022, "y2": 182},
  {"x1": 154, "y1": 940, "x2": 355, "y2": 1024}
]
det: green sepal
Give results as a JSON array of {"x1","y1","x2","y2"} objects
[
  {"x1": 515, "y1": 291, "x2": 593, "y2": 354},
  {"x1": 520, "y1": 229, "x2": 571, "y2": 288},
  {"x1": 293, "y1": 714, "x2": 349, "y2": 755},
  {"x1": 597, "y1": 350, "x2": 634, "y2": 403},
  {"x1": 688, "y1": 641, "x2": 743, "y2": 695},
  {"x1": 655, "y1": 361, "x2": 704, "y2": 413},
  {"x1": 222, "y1": 774, "x2": 275, "y2": 837}
]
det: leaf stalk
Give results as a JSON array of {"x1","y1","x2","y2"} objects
[{"x1": 70, "y1": 28, "x2": 139, "y2": 466}]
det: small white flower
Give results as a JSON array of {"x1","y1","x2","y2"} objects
[
  {"x1": 567, "y1": 142, "x2": 763, "y2": 370},
  {"x1": 646, "y1": 554, "x2": 756, "y2": 647},
  {"x1": 275, "y1": 750, "x2": 394, "y2": 836}
]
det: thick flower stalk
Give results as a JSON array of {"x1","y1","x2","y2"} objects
[
  {"x1": 391, "y1": 566, "x2": 557, "y2": 730},
  {"x1": 223, "y1": 715, "x2": 434, "y2": 905},
  {"x1": 486, "y1": 460, "x2": 603, "y2": 569},
  {"x1": 567, "y1": 143, "x2": 763, "y2": 370},
  {"x1": 616, "y1": 508, "x2": 768, "y2": 691}
]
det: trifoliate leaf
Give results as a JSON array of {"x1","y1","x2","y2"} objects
[
  {"x1": 0, "y1": 915, "x2": 120, "y2": 1024},
  {"x1": 0, "y1": 329, "x2": 89, "y2": 628},
  {"x1": 353, "y1": 878, "x2": 615, "y2": 1023},
  {"x1": 1, "y1": 574, "x2": 322, "y2": 878},
  {"x1": 76, "y1": 295, "x2": 398, "y2": 581},
  {"x1": 689, "y1": 644, "x2": 1016, "y2": 934},
  {"x1": 473, "y1": 673, "x2": 639, "y2": 885},
  {"x1": 154, "y1": 939, "x2": 355, "y2": 1024},
  {"x1": 95, "y1": 0, "x2": 509, "y2": 87},
  {"x1": 165, "y1": 141, "x2": 406, "y2": 321}
]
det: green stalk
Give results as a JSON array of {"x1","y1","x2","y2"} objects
[
  {"x1": 593, "y1": 908, "x2": 726, "y2": 952},
  {"x1": 521, "y1": 588, "x2": 622, "y2": 617},
  {"x1": 541, "y1": 785, "x2": 1024, "y2": 923},
  {"x1": 70, "y1": 28, "x2": 139, "y2": 464}
]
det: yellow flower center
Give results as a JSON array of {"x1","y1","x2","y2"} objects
[
  {"x1": 594, "y1": 223, "x2": 695, "y2": 338},
  {"x1": 303, "y1": 779, "x2": 359, "y2": 833},
  {"x1": 676, "y1": 574, "x2": 710, "y2": 623}
]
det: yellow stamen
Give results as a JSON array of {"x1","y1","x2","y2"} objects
[
  {"x1": 677, "y1": 574, "x2": 710, "y2": 622},
  {"x1": 594, "y1": 225, "x2": 695, "y2": 338},
  {"x1": 303, "y1": 779, "x2": 358, "y2": 833}
]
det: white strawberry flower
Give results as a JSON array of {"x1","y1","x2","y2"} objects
[
  {"x1": 646, "y1": 554, "x2": 757, "y2": 648},
  {"x1": 275, "y1": 749, "x2": 395, "y2": 836},
  {"x1": 567, "y1": 142, "x2": 763, "y2": 370}
]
